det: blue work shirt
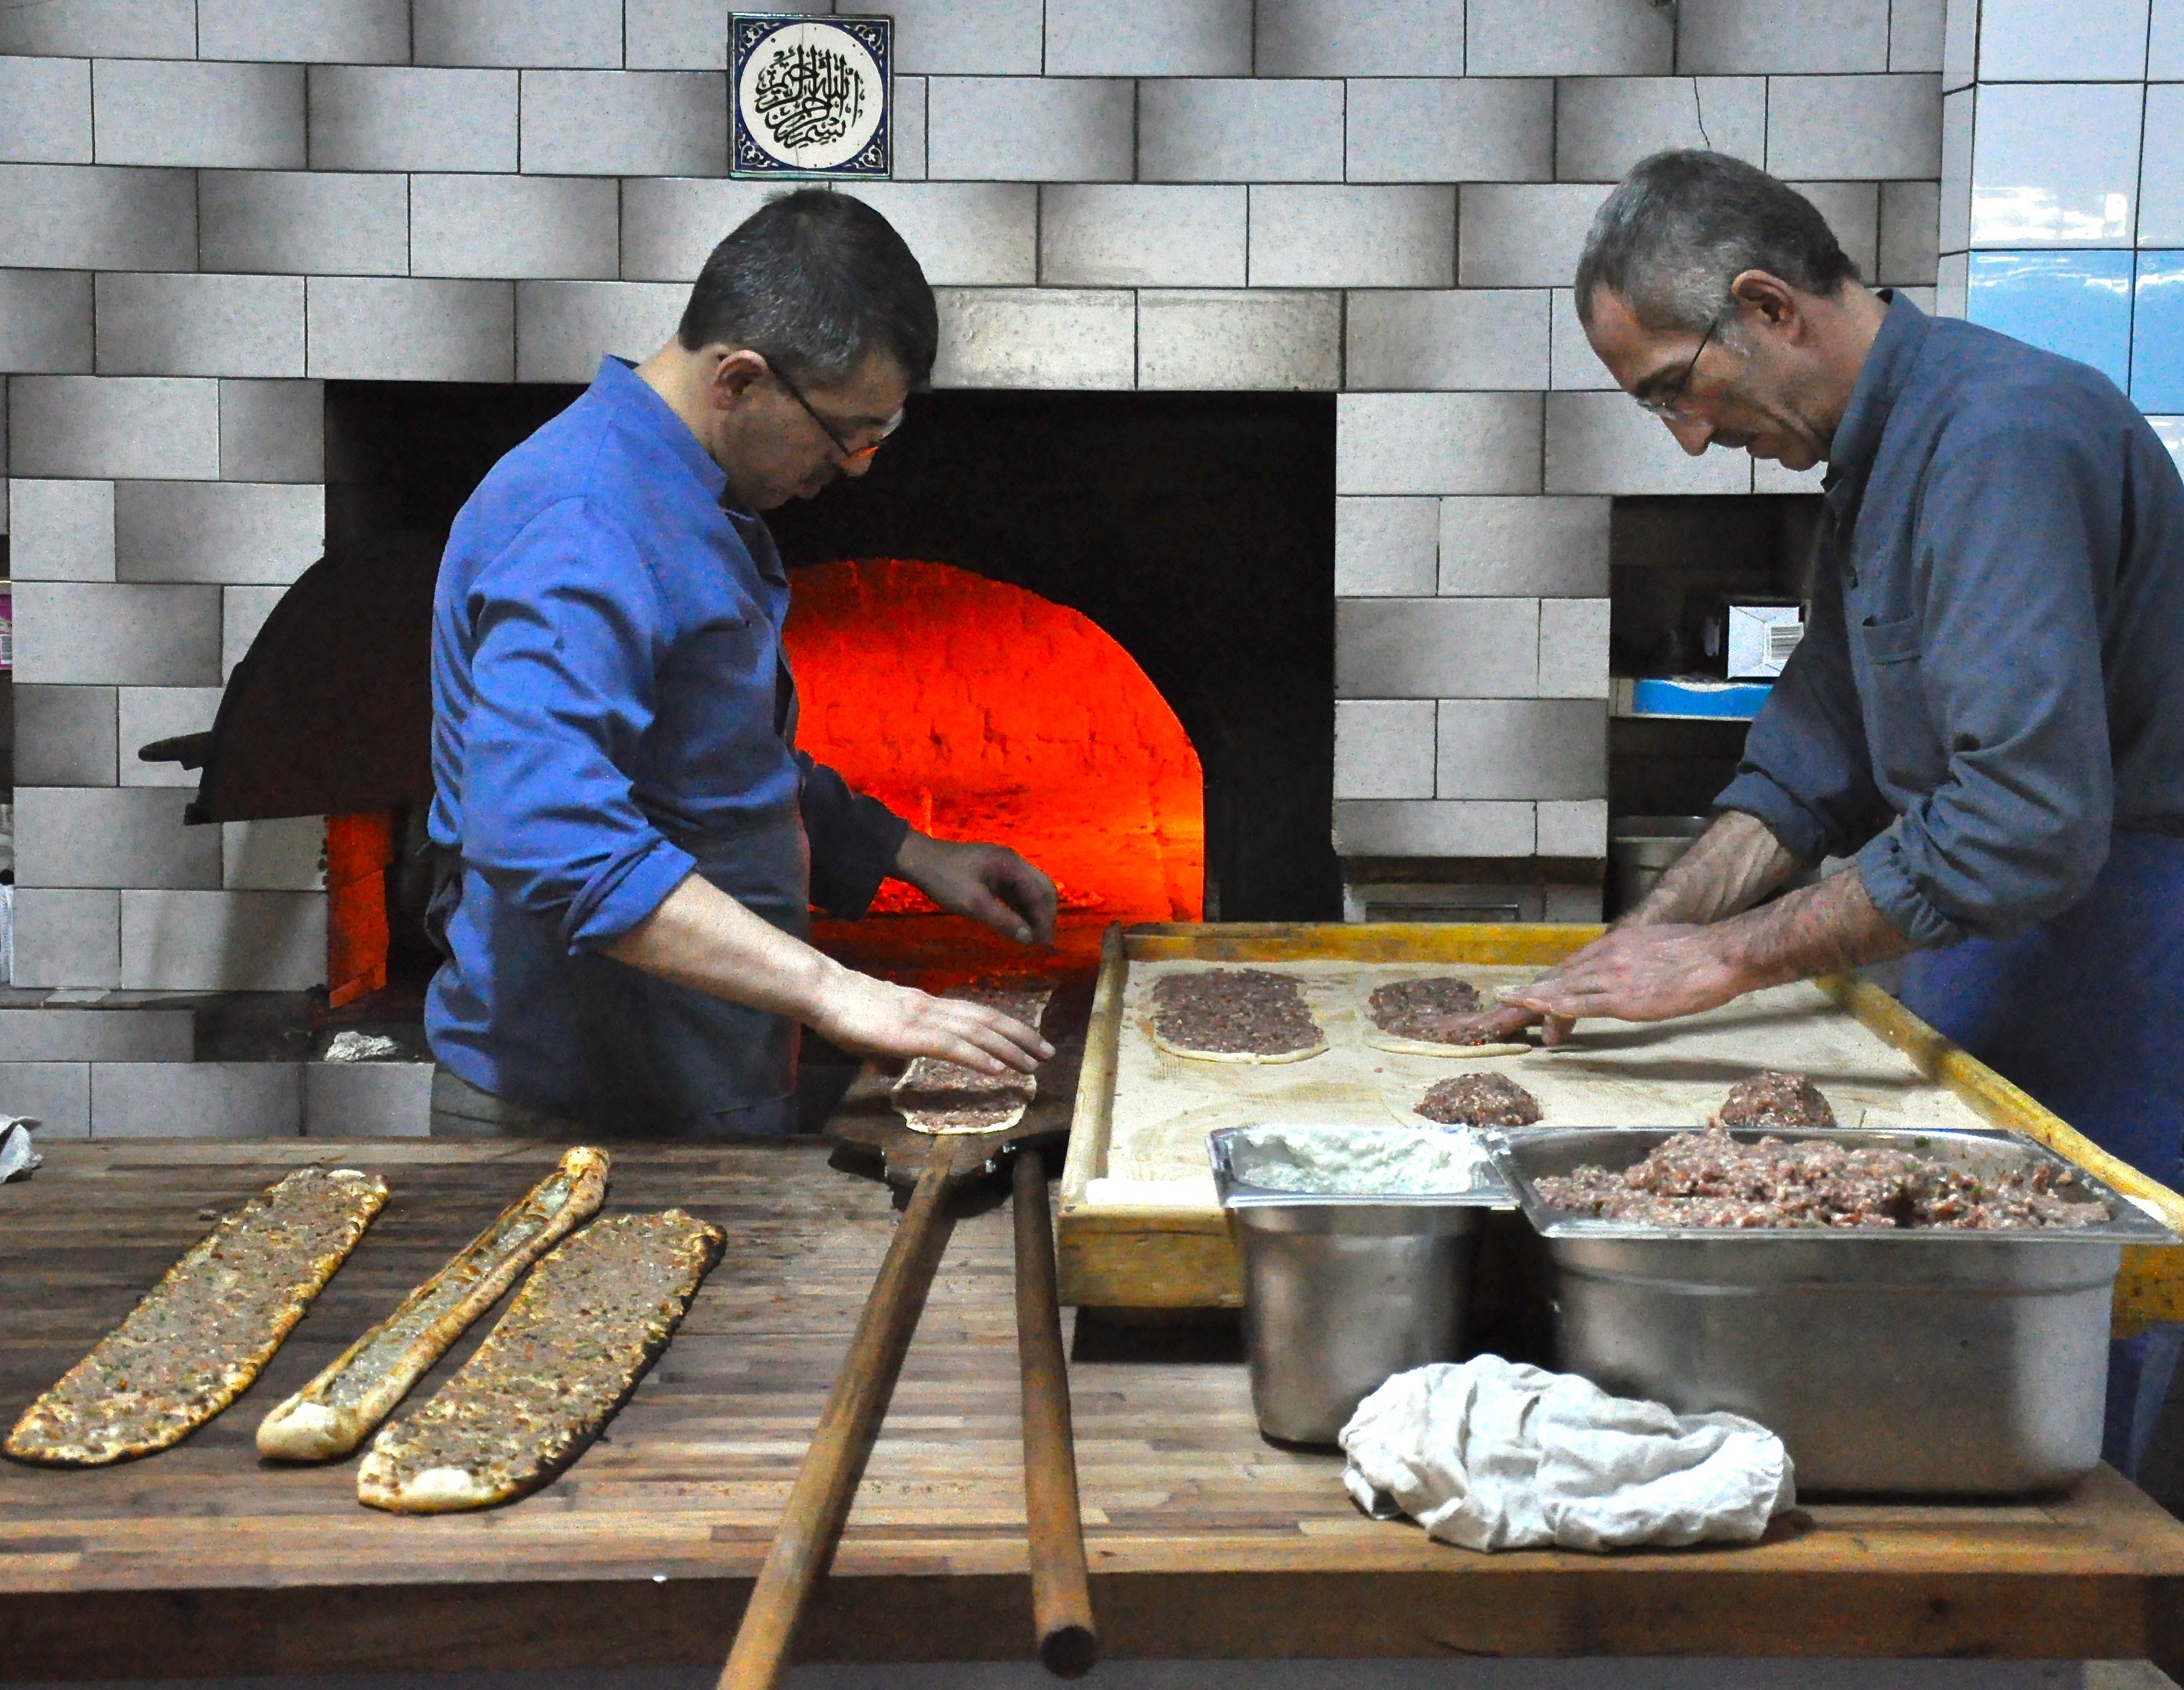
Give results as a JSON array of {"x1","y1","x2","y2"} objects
[
  {"x1": 1718, "y1": 293, "x2": 2184, "y2": 947},
  {"x1": 426, "y1": 357, "x2": 906, "y2": 1115}
]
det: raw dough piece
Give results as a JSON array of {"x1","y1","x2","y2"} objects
[
  {"x1": 1148, "y1": 969, "x2": 1326, "y2": 1063},
  {"x1": 5, "y1": 1168, "x2": 388, "y2": 1467},
  {"x1": 1416, "y1": 1073, "x2": 1544, "y2": 1129},
  {"x1": 356, "y1": 1209, "x2": 724, "y2": 1513},
  {"x1": 1361, "y1": 976, "x2": 1534, "y2": 1058},
  {"x1": 1717, "y1": 1070, "x2": 1837, "y2": 1131},
  {"x1": 1227, "y1": 1125, "x2": 1495, "y2": 1196},
  {"x1": 893, "y1": 986, "x2": 1052, "y2": 1135},
  {"x1": 257, "y1": 1147, "x2": 610, "y2": 1461}
]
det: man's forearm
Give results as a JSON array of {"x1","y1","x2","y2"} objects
[
  {"x1": 604, "y1": 872, "x2": 841, "y2": 1018},
  {"x1": 1713, "y1": 862, "x2": 1913, "y2": 989},
  {"x1": 1630, "y1": 810, "x2": 1804, "y2": 927},
  {"x1": 1512, "y1": 863, "x2": 1912, "y2": 1032}
]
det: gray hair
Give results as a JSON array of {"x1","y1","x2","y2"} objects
[{"x1": 1575, "y1": 150, "x2": 1860, "y2": 334}]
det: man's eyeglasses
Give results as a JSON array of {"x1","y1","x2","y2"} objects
[
  {"x1": 1635, "y1": 313, "x2": 1724, "y2": 420},
  {"x1": 768, "y1": 359, "x2": 904, "y2": 466}
]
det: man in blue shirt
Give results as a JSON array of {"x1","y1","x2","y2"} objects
[
  {"x1": 1481, "y1": 151, "x2": 2184, "y2": 1472},
  {"x1": 426, "y1": 191, "x2": 1056, "y2": 1139}
]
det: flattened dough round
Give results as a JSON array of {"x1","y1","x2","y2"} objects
[
  {"x1": 1359, "y1": 1027, "x2": 1535, "y2": 1060},
  {"x1": 1147, "y1": 1019, "x2": 1329, "y2": 1064},
  {"x1": 902, "y1": 1101, "x2": 1030, "y2": 1136}
]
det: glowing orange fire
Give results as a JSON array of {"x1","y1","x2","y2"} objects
[{"x1": 783, "y1": 559, "x2": 1204, "y2": 928}]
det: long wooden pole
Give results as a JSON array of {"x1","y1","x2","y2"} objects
[
  {"x1": 718, "y1": 1138, "x2": 962, "y2": 1690},
  {"x1": 1013, "y1": 1148, "x2": 1097, "y2": 1678}
]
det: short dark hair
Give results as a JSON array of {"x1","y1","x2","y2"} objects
[
  {"x1": 1575, "y1": 150, "x2": 1861, "y2": 334},
  {"x1": 678, "y1": 188, "x2": 938, "y2": 387}
]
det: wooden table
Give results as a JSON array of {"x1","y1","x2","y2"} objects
[{"x1": 7, "y1": 1140, "x2": 2184, "y2": 1678}]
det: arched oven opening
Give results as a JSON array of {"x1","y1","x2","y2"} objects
[
  {"x1": 785, "y1": 557, "x2": 1204, "y2": 981},
  {"x1": 154, "y1": 381, "x2": 1338, "y2": 1024}
]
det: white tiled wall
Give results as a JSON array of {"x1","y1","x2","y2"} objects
[{"x1": 0, "y1": 0, "x2": 1948, "y2": 993}]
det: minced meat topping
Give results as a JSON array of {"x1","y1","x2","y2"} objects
[
  {"x1": 1417, "y1": 1072, "x2": 1543, "y2": 1127},
  {"x1": 1366, "y1": 976, "x2": 1497, "y2": 1043},
  {"x1": 360, "y1": 1210, "x2": 722, "y2": 1500},
  {"x1": 1535, "y1": 1123, "x2": 2109, "y2": 1230},
  {"x1": 5, "y1": 1167, "x2": 388, "y2": 1465},
  {"x1": 1718, "y1": 1070, "x2": 1837, "y2": 1130},
  {"x1": 1151, "y1": 969, "x2": 1322, "y2": 1056}
]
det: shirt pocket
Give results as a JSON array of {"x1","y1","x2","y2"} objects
[
  {"x1": 1858, "y1": 613, "x2": 1923, "y2": 666},
  {"x1": 1854, "y1": 614, "x2": 1946, "y2": 792}
]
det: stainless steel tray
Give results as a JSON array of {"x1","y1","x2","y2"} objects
[
  {"x1": 1208, "y1": 1125, "x2": 1505, "y2": 1443},
  {"x1": 1484, "y1": 1126, "x2": 2177, "y2": 1495},
  {"x1": 1490, "y1": 1124, "x2": 2177, "y2": 1245}
]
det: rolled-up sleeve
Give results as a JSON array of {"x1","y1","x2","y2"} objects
[
  {"x1": 457, "y1": 498, "x2": 695, "y2": 953},
  {"x1": 1716, "y1": 548, "x2": 1891, "y2": 864},
  {"x1": 798, "y1": 752, "x2": 909, "y2": 919},
  {"x1": 1852, "y1": 422, "x2": 2115, "y2": 947}
]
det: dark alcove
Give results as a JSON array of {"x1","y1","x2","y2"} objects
[{"x1": 313, "y1": 381, "x2": 1342, "y2": 926}]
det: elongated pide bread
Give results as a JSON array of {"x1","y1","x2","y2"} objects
[
  {"x1": 5, "y1": 1167, "x2": 388, "y2": 1467},
  {"x1": 257, "y1": 1146, "x2": 611, "y2": 1462},
  {"x1": 356, "y1": 1209, "x2": 724, "y2": 1513}
]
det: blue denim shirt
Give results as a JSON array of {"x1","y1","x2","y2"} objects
[
  {"x1": 426, "y1": 357, "x2": 905, "y2": 1109},
  {"x1": 1718, "y1": 293, "x2": 2184, "y2": 947}
]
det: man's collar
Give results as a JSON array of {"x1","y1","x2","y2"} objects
[
  {"x1": 594, "y1": 355, "x2": 732, "y2": 503},
  {"x1": 1822, "y1": 289, "x2": 1930, "y2": 488}
]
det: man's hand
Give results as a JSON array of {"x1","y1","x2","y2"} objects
[
  {"x1": 607, "y1": 872, "x2": 1052, "y2": 1073},
  {"x1": 1506, "y1": 863, "x2": 1912, "y2": 1043},
  {"x1": 804, "y1": 968, "x2": 1053, "y2": 1074},
  {"x1": 892, "y1": 831, "x2": 1058, "y2": 945},
  {"x1": 1508, "y1": 924, "x2": 1755, "y2": 1041}
]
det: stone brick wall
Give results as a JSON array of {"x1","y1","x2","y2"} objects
[{"x1": 0, "y1": 0, "x2": 1947, "y2": 991}]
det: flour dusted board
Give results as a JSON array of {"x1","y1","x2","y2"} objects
[{"x1": 1055, "y1": 923, "x2": 2184, "y2": 1324}]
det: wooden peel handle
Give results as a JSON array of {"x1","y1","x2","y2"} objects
[
  {"x1": 1013, "y1": 1148, "x2": 1098, "y2": 1678},
  {"x1": 718, "y1": 1140, "x2": 962, "y2": 1690}
]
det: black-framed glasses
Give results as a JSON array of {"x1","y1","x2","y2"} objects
[
  {"x1": 1635, "y1": 313, "x2": 1724, "y2": 420},
  {"x1": 768, "y1": 359, "x2": 903, "y2": 466}
]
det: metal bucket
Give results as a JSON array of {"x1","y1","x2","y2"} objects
[
  {"x1": 1608, "y1": 815, "x2": 1707, "y2": 916},
  {"x1": 1209, "y1": 1126, "x2": 1508, "y2": 1444},
  {"x1": 1491, "y1": 1125, "x2": 2179, "y2": 1494}
]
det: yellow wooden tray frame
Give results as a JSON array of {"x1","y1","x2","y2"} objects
[{"x1": 1056, "y1": 921, "x2": 2184, "y2": 1335}]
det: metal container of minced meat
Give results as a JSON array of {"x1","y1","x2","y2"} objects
[
  {"x1": 1209, "y1": 1125, "x2": 1512, "y2": 1445},
  {"x1": 1488, "y1": 1125, "x2": 2179, "y2": 1496}
]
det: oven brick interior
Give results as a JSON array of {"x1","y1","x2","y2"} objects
[{"x1": 0, "y1": 1, "x2": 1976, "y2": 1133}]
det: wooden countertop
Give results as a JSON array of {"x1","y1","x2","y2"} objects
[{"x1": 6, "y1": 1138, "x2": 2184, "y2": 1677}]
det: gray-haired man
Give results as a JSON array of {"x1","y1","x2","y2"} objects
[{"x1": 1481, "y1": 150, "x2": 2184, "y2": 1473}]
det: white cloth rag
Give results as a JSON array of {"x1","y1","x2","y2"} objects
[{"x1": 1339, "y1": 1355, "x2": 1796, "y2": 1553}]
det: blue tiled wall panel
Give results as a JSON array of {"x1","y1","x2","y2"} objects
[
  {"x1": 1965, "y1": 250, "x2": 2133, "y2": 389},
  {"x1": 1978, "y1": 0, "x2": 2151, "y2": 81},
  {"x1": 2145, "y1": 416, "x2": 2184, "y2": 475},
  {"x1": 1969, "y1": 81, "x2": 2144, "y2": 246},
  {"x1": 2132, "y1": 252, "x2": 2184, "y2": 412}
]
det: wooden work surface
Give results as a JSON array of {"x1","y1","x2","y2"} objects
[{"x1": 8, "y1": 1140, "x2": 2184, "y2": 1677}]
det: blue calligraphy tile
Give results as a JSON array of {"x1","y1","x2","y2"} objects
[
  {"x1": 731, "y1": 13, "x2": 892, "y2": 179},
  {"x1": 2131, "y1": 251, "x2": 2184, "y2": 412},
  {"x1": 1966, "y1": 249, "x2": 2133, "y2": 390}
]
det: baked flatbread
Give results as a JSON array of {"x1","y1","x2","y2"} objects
[
  {"x1": 257, "y1": 1147, "x2": 610, "y2": 1462},
  {"x1": 5, "y1": 1168, "x2": 388, "y2": 1467},
  {"x1": 892, "y1": 986, "x2": 1050, "y2": 1135},
  {"x1": 355, "y1": 1209, "x2": 722, "y2": 1513},
  {"x1": 1147, "y1": 969, "x2": 1327, "y2": 1064}
]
